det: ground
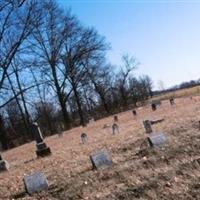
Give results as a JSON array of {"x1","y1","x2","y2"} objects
[{"x1": 1, "y1": 96, "x2": 200, "y2": 200}]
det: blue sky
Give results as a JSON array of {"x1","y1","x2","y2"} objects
[{"x1": 57, "y1": 0, "x2": 200, "y2": 89}]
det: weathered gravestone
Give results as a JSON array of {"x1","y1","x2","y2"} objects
[
  {"x1": 143, "y1": 120, "x2": 153, "y2": 133},
  {"x1": 24, "y1": 171, "x2": 48, "y2": 194},
  {"x1": 170, "y1": 98, "x2": 175, "y2": 105},
  {"x1": 151, "y1": 100, "x2": 161, "y2": 111},
  {"x1": 0, "y1": 154, "x2": 9, "y2": 172},
  {"x1": 90, "y1": 151, "x2": 113, "y2": 169},
  {"x1": 31, "y1": 122, "x2": 51, "y2": 157},
  {"x1": 112, "y1": 123, "x2": 119, "y2": 135},
  {"x1": 132, "y1": 110, "x2": 137, "y2": 116},
  {"x1": 148, "y1": 133, "x2": 167, "y2": 148},
  {"x1": 114, "y1": 115, "x2": 118, "y2": 122},
  {"x1": 81, "y1": 133, "x2": 88, "y2": 144}
]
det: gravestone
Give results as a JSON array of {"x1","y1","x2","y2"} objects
[
  {"x1": 170, "y1": 98, "x2": 175, "y2": 105},
  {"x1": 24, "y1": 171, "x2": 48, "y2": 194},
  {"x1": 143, "y1": 120, "x2": 153, "y2": 133},
  {"x1": 0, "y1": 154, "x2": 9, "y2": 172},
  {"x1": 132, "y1": 110, "x2": 137, "y2": 116},
  {"x1": 112, "y1": 123, "x2": 119, "y2": 135},
  {"x1": 114, "y1": 115, "x2": 118, "y2": 122},
  {"x1": 90, "y1": 151, "x2": 113, "y2": 169},
  {"x1": 148, "y1": 133, "x2": 167, "y2": 148},
  {"x1": 81, "y1": 133, "x2": 88, "y2": 144},
  {"x1": 31, "y1": 122, "x2": 51, "y2": 157},
  {"x1": 151, "y1": 100, "x2": 161, "y2": 111}
]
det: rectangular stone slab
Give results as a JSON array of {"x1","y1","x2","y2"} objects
[
  {"x1": 90, "y1": 151, "x2": 112, "y2": 169},
  {"x1": 148, "y1": 133, "x2": 167, "y2": 148},
  {"x1": 24, "y1": 172, "x2": 48, "y2": 194}
]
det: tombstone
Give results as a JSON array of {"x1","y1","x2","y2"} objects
[
  {"x1": 112, "y1": 123, "x2": 119, "y2": 135},
  {"x1": 31, "y1": 122, "x2": 51, "y2": 157},
  {"x1": 24, "y1": 171, "x2": 49, "y2": 194},
  {"x1": 0, "y1": 154, "x2": 9, "y2": 172},
  {"x1": 132, "y1": 110, "x2": 137, "y2": 116},
  {"x1": 90, "y1": 151, "x2": 113, "y2": 169},
  {"x1": 114, "y1": 115, "x2": 118, "y2": 122},
  {"x1": 57, "y1": 123, "x2": 64, "y2": 138},
  {"x1": 147, "y1": 133, "x2": 167, "y2": 148},
  {"x1": 81, "y1": 133, "x2": 88, "y2": 144},
  {"x1": 169, "y1": 98, "x2": 175, "y2": 105},
  {"x1": 151, "y1": 100, "x2": 161, "y2": 111},
  {"x1": 143, "y1": 120, "x2": 153, "y2": 133},
  {"x1": 199, "y1": 121, "x2": 200, "y2": 131}
]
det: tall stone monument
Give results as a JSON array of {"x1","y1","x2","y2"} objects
[{"x1": 31, "y1": 122, "x2": 51, "y2": 157}]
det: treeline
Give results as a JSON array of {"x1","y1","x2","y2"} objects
[
  {"x1": 0, "y1": 0, "x2": 153, "y2": 150},
  {"x1": 154, "y1": 79, "x2": 200, "y2": 95}
]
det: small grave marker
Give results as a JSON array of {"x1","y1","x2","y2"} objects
[
  {"x1": 31, "y1": 122, "x2": 51, "y2": 157},
  {"x1": 148, "y1": 133, "x2": 167, "y2": 148},
  {"x1": 114, "y1": 115, "x2": 118, "y2": 122},
  {"x1": 151, "y1": 100, "x2": 161, "y2": 111},
  {"x1": 90, "y1": 151, "x2": 113, "y2": 169},
  {"x1": 170, "y1": 98, "x2": 175, "y2": 105},
  {"x1": 132, "y1": 110, "x2": 137, "y2": 116},
  {"x1": 143, "y1": 120, "x2": 153, "y2": 133},
  {"x1": 112, "y1": 123, "x2": 119, "y2": 134},
  {"x1": 81, "y1": 133, "x2": 88, "y2": 144},
  {"x1": 24, "y1": 171, "x2": 48, "y2": 194},
  {"x1": 0, "y1": 154, "x2": 9, "y2": 172}
]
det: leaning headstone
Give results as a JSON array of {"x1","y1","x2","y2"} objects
[
  {"x1": 0, "y1": 154, "x2": 9, "y2": 172},
  {"x1": 143, "y1": 120, "x2": 153, "y2": 133},
  {"x1": 148, "y1": 133, "x2": 167, "y2": 148},
  {"x1": 112, "y1": 123, "x2": 119, "y2": 135},
  {"x1": 24, "y1": 171, "x2": 48, "y2": 194},
  {"x1": 151, "y1": 103, "x2": 156, "y2": 111},
  {"x1": 31, "y1": 122, "x2": 51, "y2": 157},
  {"x1": 90, "y1": 151, "x2": 112, "y2": 169},
  {"x1": 81, "y1": 133, "x2": 88, "y2": 144}
]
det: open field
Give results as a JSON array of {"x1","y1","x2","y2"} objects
[
  {"x1": 1, "y1": 96, "x2": 200, "y2": 199},
  {"x1": 152, "y1": 85, "x2": 200, "y2": 101}
]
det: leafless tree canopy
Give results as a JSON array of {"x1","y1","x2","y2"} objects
[{"x1": 0, "y1": 0, "x2": 153, "y2": 149}]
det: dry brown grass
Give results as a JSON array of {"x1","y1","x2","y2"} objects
[
  {"x1": 1, "y1": 96, "x2": 200, "y2": 199},
  {"x1": 152, "y1": 85, "x2": 200, "y2": 101}
]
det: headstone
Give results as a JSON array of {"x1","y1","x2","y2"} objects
[
  {"x1": 148, "y1": 133, "x2": 167, "y2": 148},
  {"x1": 90, "y1": 151, "x2": 112, "y2": 169},
  {"x1": 24, "y1": 171, "x2": 48, "y2": 194},
  {"x1": 114, "y1": 115, "x2": 118, "y2": 122},
  {"x1": 199, "y1": 121, "x2": 200, "y2": 130},
  {"x1": 81, "y1": 133, "x2": 88, "y2": 144},
  {"x1": 31, "y1": 122, "x2": 51, "y2": 157},
  {"x1": 112, "y1": 123, "x2": 119, "y2": 134},
  {"x1": 0, "y1": 154, "x2": 9, "y2": 172},
  {"x1": 151, "y1": 100, "x2": 161, "y2": 111},
  {"x1": 143, "y1": 120, "x2": 153, "y2": 133},
  {"x1": 132, "y1": 110, "x2": 137, "y2": 116},
  {"x1": 169, "y1": 98, "x2": 175, "y2": 105}
]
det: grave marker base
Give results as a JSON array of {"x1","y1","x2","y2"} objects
[{"x1": 36, "y1": 145, "x2": 51, "y2": 157}]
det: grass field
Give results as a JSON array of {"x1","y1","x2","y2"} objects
[{"x1": 0, "y1": 94, "x2": 200, "y2": 199}]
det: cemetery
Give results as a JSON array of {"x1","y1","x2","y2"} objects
[{"x1": 0, "y1": 96, "x2": 200, "y2": 199}]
